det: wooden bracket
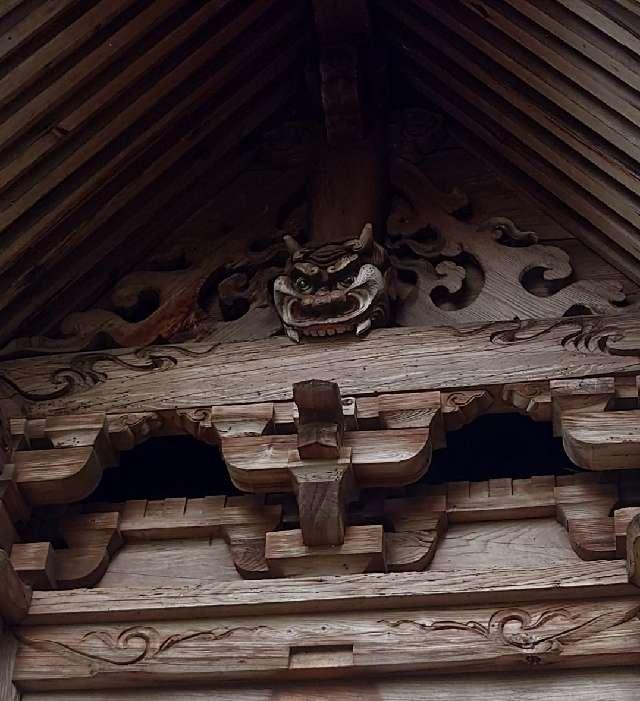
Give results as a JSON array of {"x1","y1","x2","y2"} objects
[
  {"x1": 287, "y1": 380, "x2": 357, "y2": 546},
  {"x1": 10, "y1": 511, "x2": 122, "y2": 590},
  {"x1": 383, "y1": 493, "x2": 447, "y2": 571},
  {"x1": 265, "y1": 524, "x2": 384, "y2": 577},
  {"x1": 501, "y1": 381, "x2": 552, "y2": 422},
  {"x1": 551, "y1": 377, "x2": 615, "y2": 436},
  {"x1": 555, "y1": 474, "x2": 619, "y2": 560},
  {"x1": 627, "y1": 513, "x2": 640, "y2": 587},
  {"x1": 288, "y1": 448, "x2": 356, "y2": 547},
  {"x1": 293, "y1": 380, "x2": 344, "y2": 460},
  {"x1": 440, "y1": 389, "x2": 493, "y2": 433},
  {"x1": 0, "y1": 549, "x2": 31, "y2": 625},
  {"x1": 10, "y1": 414, "x2": 116, "y2": 506},
  {"x1": 118, "y1": 495, "x2": 282, "y2": 579}
]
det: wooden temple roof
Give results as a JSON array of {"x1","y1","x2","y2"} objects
[{"x1": 1, "y1": 0, "x2": 640, "y2": 349}]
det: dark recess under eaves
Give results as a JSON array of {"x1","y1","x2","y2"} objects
[{"x1": 83, "y1": 412, "x2": 578, "y2": 505}]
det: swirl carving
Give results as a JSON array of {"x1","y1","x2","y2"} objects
[
  {"x1": 380, "y1": 603, "x2": 640, "y2": 654},
  {"x1": 489, "y1": 317, "x2": 640, "y2": 358},
  {"x1": 388, "y1": 157, "x2": 634, "y2": 327},
  {"x1": 0, "y1": 346, "x2": 221, "y2": 403},
  {"x1": 20, "y1": 604, "x2": 640, "y2": 670},
  {"x1": 20, "y1": 624, "x2": 277, "y2": 666}
]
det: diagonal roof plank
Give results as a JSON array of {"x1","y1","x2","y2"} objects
[
  {"x1": 372, "y1": 0, "x2": 640, "y2": 283},
  {"x1": 2, "y1": 0, "x2": 640, "y2": 350},
  {"x1": 0, "y1": 0, "x2": 314, "y2": 347}
]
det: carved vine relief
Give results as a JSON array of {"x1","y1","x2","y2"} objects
[
  {"x1": 18, "y1": 602, "x2": 640, "y2": 666},
  {"x1": 0, "y1": 110, "x2": 635, "y2": 358}
]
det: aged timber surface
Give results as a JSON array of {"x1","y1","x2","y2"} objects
[
  {"x1": 2, "y1": 315, "x2": 640, "y2": 416},
  {"x1": 22, "y1": 561, "x2": 634, "y2": 625}
]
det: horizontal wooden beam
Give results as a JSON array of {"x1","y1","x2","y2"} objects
[
  {"x1": 22, "y1": 560, "x2": 635, "y2": 626},
  {"x1": 2, "y1": 315, "x2": 640, "y2": 417},
  {"x1": 14, "y1": 589, "x2": 640, "y2": 689}
]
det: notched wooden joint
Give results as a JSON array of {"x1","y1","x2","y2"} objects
[{"x1": 627, "y1": 513, "x2": 640, "y2": 587}]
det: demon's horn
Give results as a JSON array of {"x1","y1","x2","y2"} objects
[
  {"x1": 358, "y1": 223, "x2": 374, "y2": 250},
  {"x1": 283, "y1": 235, "x2": 302, "y2": 254}
]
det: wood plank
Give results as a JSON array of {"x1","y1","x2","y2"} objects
[
  {"x1": 265, "y1": 525, "x2": 385, "y2": 577},
  {"x1": 0, "y1": 623, "x2": 18, "y2": 701},
  {"x1": 449, "y1": 120, "x2": 640, "y2": 284},
  {"x1": 430, "y1": 519, "x2": 578, "y2": 571},
  {"x1": 0, "y1": 15, "x2": 307, "y2": 335},
  {"x1": 22, "y1": 560, "x2": 636, "y2": 625},
  {"x1": 460, "y1": 0, "x2": 640, "y2": 128},
  {"x1": 99, "y1": 539, "x2": 242, "y2": 588},
  {"x1": 17, "y1": 668, "x2": 640, "y2": 701},
  {"x1": 13, "y1": 596, "x2": 640, "y2": 689},
  {"x1": 0, "y1": 0, "x2": 25, "y2": 23},
  {"x1": 0, "y1": 0, "x2": 229, "y2": 190},
  {"x1": 0, "y1": 0, "x2": 81, "y2": 65},
  {"x1": 556, "y1": 0, "x2": 640, "y2": 52},
  {"x1": 0, "y1": 550, "x2": 31, "y2": 625},
  {"x1": 503, "y1": 0, "x2": 640, "y2": 93},
  {"x1": 0, "y1": 0, "x2": 288, "y2": 249},
  {"x1": 0, "y1": 0, "x2": 138, "y2": 110},
  {"x1": 3, "y1": 98, "x2": 281, "y2": 350},
  {"x1": 379, "y1": 13, "x2": 640, "y2": 261},
  {"x1": 411, "y1": 0, "x2": 640, "y2": 159},
  {"x1": 382, "y1": 1, "x2": 640, "y2": 204},
  {"x1": 3, "y1": 315, "x2": 640, "y2": 417},
  {"x1": 561, "y1": 410, "x2": 640, "y2": 470}
]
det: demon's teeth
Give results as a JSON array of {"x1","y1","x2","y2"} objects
[
  {"x1": 356, "y1": 318, "x2": 372, "y2": 336},
  {"x1": 285, "y1": 326, "x2": 300, "y2": 343}
]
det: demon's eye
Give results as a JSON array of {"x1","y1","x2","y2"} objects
[
  {"x1": 295, "y1": 277, "x2": 313, "y2": 293},
  {"x1": 339, "y1": 275, "x2": 354, "y2": 289}
]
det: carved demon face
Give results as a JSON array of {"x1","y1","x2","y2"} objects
[{"x1": 273, "y1": 224, "x2": 392, "y2": 342}]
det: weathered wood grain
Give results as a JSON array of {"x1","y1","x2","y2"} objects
[
  {"x1": 0, "y1": 623, "x2": 18, "y2": 701},
  {"x1": 22, "y1": 560, "x2": 636, "y2": 626},
  {"x1": 561, "y1": 410, "x2": 640, "y2": 470},
  {"x1": 18, "y1": 668, "x2": 640, "y2": 700},
  {"x1": 0, "y1": 550, "x2": 31, "y2": 625},
  {"x1": 3, "y1": 315, "x2": 640, "y2": 417},
  {"x1": 13, "y1": 596, "x2": 640, "y2": 689},
  {"x1": 429, "y1": 520, "x2": 577, "y2": 572},
  {"x1": 98, "y1": 539, "x2": 242, "y2": 589}
]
